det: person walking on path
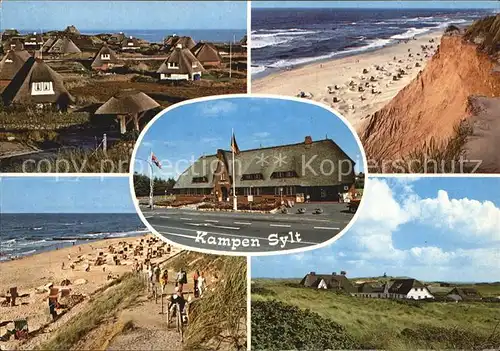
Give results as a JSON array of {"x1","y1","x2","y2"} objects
[
  {"x1": 198, "y1": 272, "x2": 206, "y2": 297},
  {"x1": 193, "y1": 270, "x2": 200, "y2": 298}
]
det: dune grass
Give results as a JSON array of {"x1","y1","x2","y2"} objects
[
  {"x1": 251, "y1": 279, "x2": 500, "y2": 350},
  {"x1": 38, "y1": 273, "x2": 144, "y2": 351}
]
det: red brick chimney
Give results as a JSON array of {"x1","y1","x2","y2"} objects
[{"x1": 304, "y1": 136, "x2": 313, "y2": 145}]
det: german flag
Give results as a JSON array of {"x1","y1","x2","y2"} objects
[
  {"x1": 231, "y1": 132, "x2": 240, "y2": 155},
  {"x1": 151, "y1": 153, "x2": 162, "y2": 169}
]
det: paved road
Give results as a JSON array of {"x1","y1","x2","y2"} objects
[{"x1": 141, "y1": 203, "x2": 354, "y2": 253}]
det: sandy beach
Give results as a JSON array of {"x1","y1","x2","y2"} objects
[
  {"x1": 0, "y1": 234, "x2": 182, "y2": 349},
  {"x1": 253, "y1": 31, "x2": 443, "y2": 131}
]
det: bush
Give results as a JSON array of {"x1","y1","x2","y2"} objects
[{"x1": 251, "y1": 300, "x2": 359, "y2": 350}]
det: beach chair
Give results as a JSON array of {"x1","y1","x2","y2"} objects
[
  {"x1": 13, "y1": 319, "x2": 28, "y2": 340},
  {"x1": 8, "y1": 287, "x2": 18, "y2": 307}
]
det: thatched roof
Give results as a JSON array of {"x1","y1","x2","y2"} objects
[
  {"x1": 1, "y1": 58, "x2": 73, "y2": 105},
  {"x1": 173, "y1": 137, "x2": 356, "y2": 189},
  {"x1": 0, "y1": 50, "x2": 32, "y2": 81},
  {"x1": 95, "y1": 89, "x2": 160, "y2": 115},
  {"x1": 2, "y1": 39, "x2": 24, "y2": 52},
  {"x1": 64, "y1": 25, "x2": 80, "y2": 35},
  {"x1": 48, "y1": 37, "x2": 82, "y2": 54},
  {"x1": 300, "y1": 272, "x2": 355, "y2": 292},
  {"x1": 157, "y1": 46, "x2": 205, "y2": 75},
  {"x1": 41, "y1": 37, "x2": 57, "y2": 53},
  {"x1": 2, "y1": 29, "x2": 19, "y2": 37},
  {"x1": 191, "y1": 42, "x2": 222, "y2": 64},
  {"x1": 164, "y1": 36, "x2": 196, "y2": 51},
  {"x1": 121, "y1": 37, "x2": 140, "y2": 48},
  {"x1": 388, "y1": 279, "x2": 425, "y2": 295},
  {"x1": 91, "y1": 44, "x2": 119, "y2": 68}
]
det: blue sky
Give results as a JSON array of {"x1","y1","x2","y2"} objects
[
  {"x1": 2, "y1": 1, "x2": 247, "y2": 30},
  {"x1": 253, "y1": 1, "x2": 499, "y2": 9},
  {"x1": 252, "y1": 177, "x2": 500, "y2": 282},
  {"x1": 0, "y1": 177, "x2": 135, "y2": 213},
  {"x1": 133, "y1": 97, "x2": 364, "y2": 179}
]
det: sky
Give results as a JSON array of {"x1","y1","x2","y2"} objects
[
  {"x1": 133, "y1": 97, "x2": 365, "y2": 180},
  {"x1": 1, "y1": 1, "x2": 247, "y2": 31},
  {"x1": 0, "y1": 176, "x2": 136, "y2": 213},
  {"x1": 252, "y1": 177, "x2": 500, "y2": 283},
  {"x1": 253, "y1": 1, "x2": 500, "y2": 9}
]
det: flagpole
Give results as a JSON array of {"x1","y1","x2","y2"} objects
[
  {"x1": 149, "y1": 150, "x2": 154, "y2": 210},
  {"x1": 232, "y1": 129, "x2": 237, "y2": 211}
]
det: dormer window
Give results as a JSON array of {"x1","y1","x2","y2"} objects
[
  {"x1": 192, "y1": 62, "x2": 198, "y2": 68},
  {"x1": 271, "y1": 171, "x2": 298, "y2": 179},
  {"x1": 241, "y1": 173, "x2": 263, "y2": 181},
  {"x1": 127, "y1": 42, "x2": 134, "y2": 46},
  {"x1": 101, "y1": 53, "x2": 110, "y2": 60},
  {"x1": 5, "y1": 59, "x2": 13, "y2": 63},
  {"x1": 167, "y1": 62, "x2": 179, "y2": 69},
  {"x1": 31, "y1": 82, "x2": 54, "y2": 96}
]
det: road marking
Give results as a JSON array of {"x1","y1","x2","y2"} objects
[
  {"x1": 144, "y1": 216, "x2": 153, "y2": 219},
  {"x1": 180, "y1": 218, "x2": 192, "y2": 221},
  {"x1": 157, "y1": 216, "x2": 170, "y2": 219},
  {"x1": 205, "y1": 219, "x2": 219, "y2": 223},
  {"x1": 185, "y1": 223, "x2": 240, "y2": 231},
  {"x1": 270, "y1": 224, "x2": 291, "y2": 228},
  {"x1": 234, "y1": 221, "x2": 252, "y2": 225},
  {"x1": 313, "y1": 226, "x2": 341, "y2": 230}
]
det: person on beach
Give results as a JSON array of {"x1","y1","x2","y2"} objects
[
  {"x1": 154, "y1": 265, "x2": 161, "y2": 284},
  {"x1": 193, "y1": 270, "x2": 200, "y2": 298},
  {"x1": 198, "y1": 272, "x2": 206, "y2": 296},
  {"x1": 176, "y1": 269, "x2": 187, "y2": 292},
  {"x1": 160, "y1": 268, "x2": 168, "y2": 293},
  {"x1": 48, "y1": 298, "x2": 57, "y2": 320},
  {"x1": 168, "y1": 287, "x2": 186, "y2": 324}
]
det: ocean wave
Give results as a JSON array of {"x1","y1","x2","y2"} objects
[
  {"x1": 251, "y1": 65, "x2": 267, "y2": 75},
  {"x1": 31, "y1": 227, "x2": 43, "y2": 231},
  {"x1": 390, "y1": 27, "x2": 431, "y2": 40},
  {"x1": 252, "y1": 29, "x2": 318, "y2": 49},
  {"x1": 263, "y1": 38, "x2": 392, "y2": 70}
]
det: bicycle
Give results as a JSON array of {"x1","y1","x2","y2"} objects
[{"x1": 167, "y1": 301, "x2": 187, "y2": 342}]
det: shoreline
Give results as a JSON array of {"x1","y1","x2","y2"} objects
[{"x1": 252, "y1": 30, "x2": 444, "y2": 131}]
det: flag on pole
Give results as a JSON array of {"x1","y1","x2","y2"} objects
[
  {"x1": 231, "y1": 132, "x2": 240, "y2": 155},
  {"x1": 151, "y1": 153, "x2": 162, "y2": 169}
]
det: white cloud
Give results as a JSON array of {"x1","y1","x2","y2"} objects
[
  {"x1": 199, "y1": 100, "x2": 237, "y2": 117},
  {"x1": 253, "y1": 132, "x2": 270, "y2": 138}
]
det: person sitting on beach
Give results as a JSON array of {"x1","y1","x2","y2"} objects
[{"x1": 168, "y1": 287, "x2": 187, "y2": 323}]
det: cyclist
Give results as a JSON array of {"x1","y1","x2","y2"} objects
[{"x1": 168, "y1": 287, "x2": 187, "y2": 325}]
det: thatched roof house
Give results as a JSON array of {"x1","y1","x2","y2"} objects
[
  {"x1": 48, "y1": 37, "x2": 82, "y2": 54},
  {"x1": 164, "y1": 35, "x2": 196, "y2": 51},
  {"x1": 0, "y1": 49, "x2": 32, "y2": 82},
  {"x1": 2, "y1": 39, "x2": 24, "y2": 52},
  {"x1": 300, "y1": 272, "x2": 355, "y2": 292},
  {"x1": 108, "y1": 33, "x2": 125, "y2": 45},
  {"x1": 1, "y1": 57, "x2": 73, "y2": 110},
  {"x1": 157, "y1": 45, "x2": 205, "y2": 81},
  {"x1": 447, "y1": 287, "x2": 482, "y2": 301},
  {"x1": 121, "y1": 36, "x2": 140, "y2": 50},
  {"x1": 41, "y1": 37, "x2": 57, "y2": 53},
  {"x1": 2, "y1": 29, "x2": 20, "y2": 38},
  {"x1": 191, "y1": 42, "x2": 222, "y2": 67},
  {"x1": 95, "y1": 89, "x2": 160, "y2": 134},
  {"x1": 23, "y1": 33, "x2": 45, "y2": 50},
  {"x1": 64, "y1": 25, "x2": 80, "y2": 36},
  {"x1": 91, "y1": 44, "x2": 119, "y2": 70},
  {"x1": 173, "y1": 136, "x2": 356, "y2": 201}
]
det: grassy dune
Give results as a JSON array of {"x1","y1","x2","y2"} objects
[{"x1": 251, "y1": 279, "x2": 500, "y2": 350}]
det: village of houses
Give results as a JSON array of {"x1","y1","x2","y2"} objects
[
  {"x1": 300, "y1": 271, "x2": 500, "y2": 302},
  {"x1": 0, "y1": 25, "x2": 247, "y2": 171}
]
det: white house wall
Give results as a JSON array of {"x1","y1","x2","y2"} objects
[{"x1": 406, "y1": 287, "x2": 434, "y2": 300}]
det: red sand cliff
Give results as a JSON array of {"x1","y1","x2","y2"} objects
[{"x1": 361, "y1": 27, "x2": 500, "y2": 170}]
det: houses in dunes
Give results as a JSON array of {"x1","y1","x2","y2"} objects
[
  {"x1": 91, "y1": 44, "x2": 119, "y2": 71},
  {"x1": 446, "y1": 287, "x2": 482, "y2": 301},
  {"x1": 300, "y1": 272, "x2": 355, "y2": 292},
  {"x1": 1, "y1": 57, "x2": 73, "y2": 111},
  {"x1": 192, "y1": 42, "x2": 222, "y2": 67},
  {"x1": 23, "y1": 33, "x2": 45, "y2": 50},
  {"x1": 47, "y1": 37, "x2": 82, "y2": 54},
  {"x1": 0, "y1": 48, "x2": 31, "y2": 86},
  {"x1": 164, "y1": 35, "x2": 196, "y2": 51},
  {"x1": 157, "y1": 45, "x2": 205, "y2": 81},
  {"x1": 121, "y1": 36, "x2": 141, "y2": 51}
]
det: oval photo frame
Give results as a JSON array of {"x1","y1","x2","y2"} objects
[{"x1": 129, "y1": 94, "x2": 369, "y2": 256}]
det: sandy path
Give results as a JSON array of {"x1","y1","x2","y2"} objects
[
  {"x1": 0, "y1": 234, "x2": 181, "y2": 349},
  {"x1": 252, "y1": 31, "x2": 443, "y2": 131}
]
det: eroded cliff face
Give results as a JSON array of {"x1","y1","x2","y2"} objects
[{"x1": 361, "y1": 33, "x2": 500, "y2": 167}]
